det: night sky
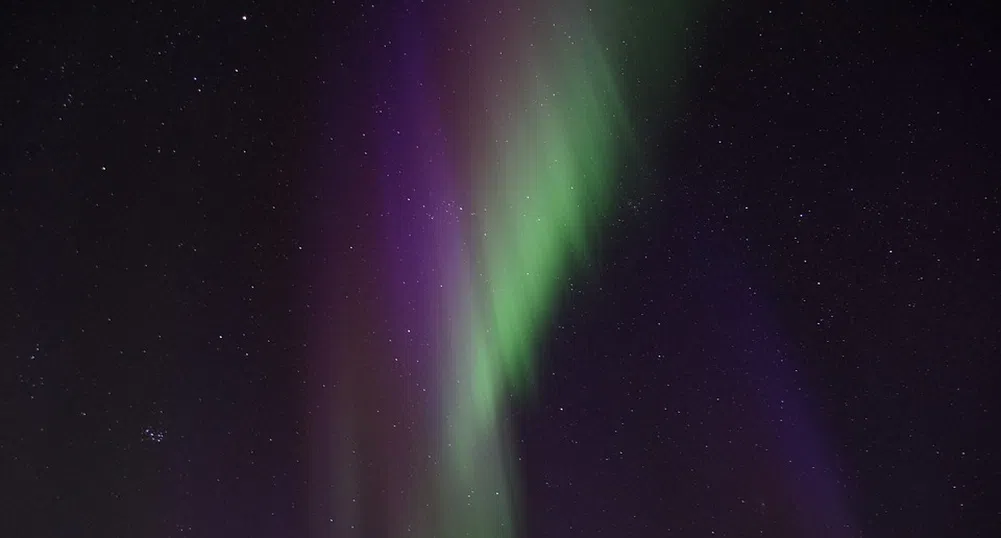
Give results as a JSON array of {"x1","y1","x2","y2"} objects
[{"x1": 3, "y1": 1, "x2": 999, "y2": 537}]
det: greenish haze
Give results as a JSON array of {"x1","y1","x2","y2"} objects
[
  {"x1": 438, "y1": 16, "x2": 628, "y2": 538},
  {"x1": 427, "y1": 2, "x2": 701, "y2": 537}
]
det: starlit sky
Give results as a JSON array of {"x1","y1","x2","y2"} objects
[{"x1": 4, "y1": 0, "x2": 997, "y2": 536}]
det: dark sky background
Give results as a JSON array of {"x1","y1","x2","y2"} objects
[{"x1": 2, "y1": 1, "x2": 998, "y2": 537}]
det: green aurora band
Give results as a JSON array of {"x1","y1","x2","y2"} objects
[
  {"x1": 436, "y1": 9, "x2": 639, "y2": 538},
  {"x1": 326, "y1": 1, "x2": 702, "y2": 536}
]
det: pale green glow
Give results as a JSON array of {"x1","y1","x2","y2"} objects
[
  {"x1": 438, "y1": 18, "x2": 629, "y2": 538},
  {"x1": 346, "y1": 2, "x2": 706, "y2": 536}
]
